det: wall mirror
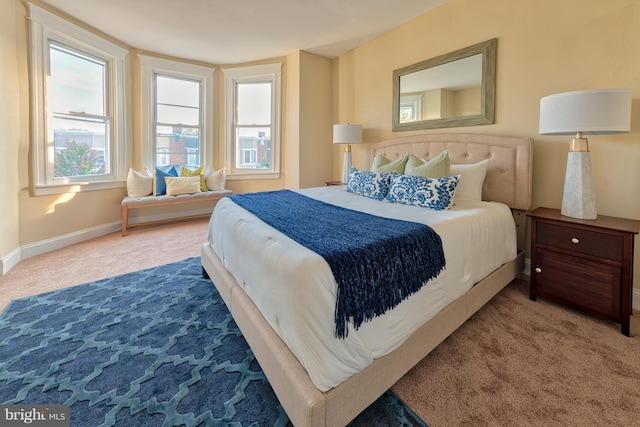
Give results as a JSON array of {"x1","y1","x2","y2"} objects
[{"x1": 392, "y1": 38, "x2": 496, "y2": 131}]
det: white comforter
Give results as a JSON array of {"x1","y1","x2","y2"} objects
[{"x1": 208, "y1": 186, "x2": 517, "y2": 391}]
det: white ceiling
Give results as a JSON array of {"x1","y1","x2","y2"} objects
[{"x1": 40, "y1": 0, "x2": 449, "y2": 65}]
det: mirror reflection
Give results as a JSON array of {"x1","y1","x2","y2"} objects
[{"x1": 393, "y1": 39, "x2": 496, "y2": 131}]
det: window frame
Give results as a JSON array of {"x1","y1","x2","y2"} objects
[
  {"x1": 223, "y1": 63, "x2": 282, "y2": 180},
  {"x1": 400, "y1": 94, "x2": 423, "y2": 123},
  {"x1": 139, "y1": 55, "x2": 214, "y2": 173},
  {"x1": 28, "y1": 3, "x2": 128, "y2": 196}
]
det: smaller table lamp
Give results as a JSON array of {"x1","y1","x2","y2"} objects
[
  {"x1": 333, "y1": 124, "x2": 362, "y2": 184},
  {"x1": 539, "y1": 88, "x2": 631, "y2": 220}
]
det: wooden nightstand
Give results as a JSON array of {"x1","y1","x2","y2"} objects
[{"x1": 527, "y1": 207, "x2": 640, "y2": 336}]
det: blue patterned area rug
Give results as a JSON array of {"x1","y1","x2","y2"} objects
[{"x1": 0, "y1": 257, "x2": 427, "y2": 426}]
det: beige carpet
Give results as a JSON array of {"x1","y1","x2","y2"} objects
[
  {"x1": 2, "y1": 219, "x2": 639, "y2": 426},
  {"x1": 393, "y1": 279, "x2": 640, "y2": 426},
  {"x1": 0, "y1": 219, "x2": 207, "y2": 313}
]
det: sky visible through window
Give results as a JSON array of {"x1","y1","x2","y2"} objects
[
  {"x1": 48, "y1": 43, "x2": 109, "y2": 177},
  {"x1": 48, "y1": 44, "x2": 106, "y2": 139},
  {"x1": 237, "y1": 82, "x2": 271, "y2": 125}
]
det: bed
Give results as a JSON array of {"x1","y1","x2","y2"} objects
[{"x1": 201, "y1": 133, "x2": 532, "y2": 426}]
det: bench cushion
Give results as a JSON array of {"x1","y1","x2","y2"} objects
[{"x1": 122, "y1": 189, "x2": 232, "y2": 207}]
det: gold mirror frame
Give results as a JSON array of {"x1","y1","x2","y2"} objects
[{"x1": 392, "y1": 38, "x2": 497, "y2": 131}]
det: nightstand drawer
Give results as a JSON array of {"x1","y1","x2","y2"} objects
[
  {"x1": 536, "y1": 221, "x2": 623, "y2": 262},
  {"x1": 528, "y1": 207, "x2": 640, "y2": 337},
  {"x1": 535, "y1": 249, "x2": 621, "y2": 317}
]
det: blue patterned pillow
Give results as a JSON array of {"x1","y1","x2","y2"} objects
[
  {"x1": 387, "y1": 173, "x2": 460, "y2": 210},
  {"x1": 346, "y1": 168, "x2": 391, "y2": 200},
  {"x1": 155, "y1": 166, "x2": 178, "y2": 195}
]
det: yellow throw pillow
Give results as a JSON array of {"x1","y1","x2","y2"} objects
[
  {"x1": 180, "y1": 165, "x2": 207, "y2": 192},
  {"x1": 165, "y1": 176, "x2": 201, "y2": 196}
]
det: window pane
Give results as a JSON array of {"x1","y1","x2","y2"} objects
[
  {"x1": 48, "y1": 44, "x2": 105, "y2": 116},
  {"x1": 53, "y1": 117, "x2": 109, "y2": 178},
  {"x1": 236, "y1": 127, "x2": 270, "y2": 169},
  {"x1": 156, "y1": 75, "x2": 200, "y2": 126},
  {"x1": 48, "y1": 43, "x2": 109, "y2": 178},
  {"x1": 237, "y1": 82, "x2": 271, "y2": 125},
  {"x1": 155, "y1": 126, "x2": 200, "y2": 168}
]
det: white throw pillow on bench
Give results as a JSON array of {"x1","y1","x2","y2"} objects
[
  {"x1": 126, "y1": 167, "x2": 153, "y2": 197},
  {"x1": 165, "y1": 176, "x2": 201, "y2": 196}
]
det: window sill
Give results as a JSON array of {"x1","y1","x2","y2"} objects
[
  {"x1": 227, "y1": 172, "x2": 280, "y2": 181},
  {"x1": 33, "y1": 180, "x2": 126, "y2": 196}
]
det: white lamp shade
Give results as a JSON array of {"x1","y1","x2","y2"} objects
[
  {"x1": 333, "y1": 124, "x2": 362, "y2": 144},
  {"x1": 539, "y1": 88, "x2": 631, "y2": 135}
]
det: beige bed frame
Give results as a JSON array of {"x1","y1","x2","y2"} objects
[{"x1": 201, "y1": 133, "x2": 533, "y2": 426}]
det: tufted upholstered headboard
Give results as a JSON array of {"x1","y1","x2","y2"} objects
[
  {"x1": 370, "y1": 133, "x2": 533, "y2": 249},
  {"x1": 370, "y1": 133, "x2": 533, "y2": 210}
]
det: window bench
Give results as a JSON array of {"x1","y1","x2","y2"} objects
[{"x1": 121, "y1": 189, "x2": 232, "y2": 236}]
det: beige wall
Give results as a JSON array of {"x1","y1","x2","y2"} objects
[
  {"x1": 333, "y1": 0, "x2": 640, "y2": 291},
  {"x1": 298, "y1": 51, "x2": 334, "y2": 188},
  {"x1": 0, "y1": 0, "x2": 22, "y2": 264},
  {"x1": 1, "y1": 0, "x2": 331, "y2": 264}
]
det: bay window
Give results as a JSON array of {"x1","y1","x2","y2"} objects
[
  {"x1": 29, "y1": 3, "x2": 127, "y2": 195},
  {"x1": 139, "y1": 55, "x2": 214, "y2": 171},
  {"x1": 223, "y1": 64, "x2": 282, "y2": 179}
]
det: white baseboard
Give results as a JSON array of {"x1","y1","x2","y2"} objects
[
  {"x1": 1, "y1": 222, "x2": 120, "y2": 276},
  {"x1": 523, "y1": 258, "x2": 639, "y2": 312},
  {"x1": 1, "y1": 247, "x2": 22, "y2": 275},
  {"x1": 1, "y1": 208, "x2": 213, "y2": 276},
  {"x1": 20, "y1": 222, "x2": 122, "y2": 260}
]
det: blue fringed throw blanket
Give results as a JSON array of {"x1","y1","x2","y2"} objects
[{"x1": 228, "y1": 190, "x2": 445, "y2": 338}]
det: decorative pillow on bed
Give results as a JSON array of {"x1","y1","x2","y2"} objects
[
  {"x1": 386, "y1": 172, "x2": 459, "y2": 210},
  {"x1": 405, "y1": 150, "x2": 450, "y2": 178},
  {"x1": 180, "y1": 165, "x2": 207, "y2": 192},
  {"x1": 165, "y1": 176, "x2": 201, "y2": 196},
  {"x1": 155, "y1": 166, "x2": 178, "y2": 195},
  {"x1": 346, "y1": 167, "x2": 391, "y2": 200},
  {"x1": 370, "y1": 152, "x2": 410, "y2": 174},
  {"x1": 205, "y1": 167, "x2": 226, "y2": 190},
  {"x1": 126, "y1": 167, "x2": 153, "y2": 197},
  {"x1": 450, "y1": 159, "x2": 489, "y2": 201}
]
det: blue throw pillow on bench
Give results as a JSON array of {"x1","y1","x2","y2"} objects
[{"x1": 155, "y1": 166, "x2": 178, "y2": 195}]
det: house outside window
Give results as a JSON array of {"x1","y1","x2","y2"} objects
[
  {"x1": 223, "y1": 64, "x2": 281, "y2": 179},
  {"x1": 28, "y1": 3, "x2": 127, "y2": 195},
  {"x1": 158, "y1": 148, "x2": 169, "y2": 166},
  {"x1": 139, "y1": 55, "x2": 214, "y2": 171}
]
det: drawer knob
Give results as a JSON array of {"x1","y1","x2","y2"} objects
[
  {"x1": 535, "y1": 267, "x2": 542, "y2": 273},
  {"x1": 571, "y1": 237, "x2": 580, "y2": 244}
]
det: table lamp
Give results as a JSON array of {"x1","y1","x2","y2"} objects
[
  {"x1": 333, "y1": 124, "x2": 362, "y2": 184},
  {"x1": 539, "y1": 88, "x2": 631, "y2": 220}
]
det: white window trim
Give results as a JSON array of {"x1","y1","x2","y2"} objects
[
  {"x1": 28, "y1": 3, "x2": 128, "y2": 196},
  {"x1": 223, "y1": 63, "x2": 282, "y2": 180},
  {"x1": 139, "y1": 54, "x2": 214, "y2": 172},
  {"x1": 400, "y1": 94, "x2": 423, "y2": 122}
]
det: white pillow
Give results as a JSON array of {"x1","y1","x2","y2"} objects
[
  {"x1": 205, "y1": 167, "x2": 226, "y2": 190},
  {"x1": 165, "y1": 176, "x2": 201, "y2": 196},
  {"x1": 126, "y1": 167, "x2": 153, "y2": 197},
  {"x1": 450, "y1": 159, "x2": 489, "y2": 201}
]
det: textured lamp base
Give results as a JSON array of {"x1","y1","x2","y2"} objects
[
  {"x1": 341, "y1": 151, "x2": 352, "y2": 184},
  {"x1": 561, "y1": 151, "x2": 597, "y2": 220}
]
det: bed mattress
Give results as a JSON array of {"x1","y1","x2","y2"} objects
[{"x1": 208, "y1": 185, "x2": 517, "y2": 391}]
